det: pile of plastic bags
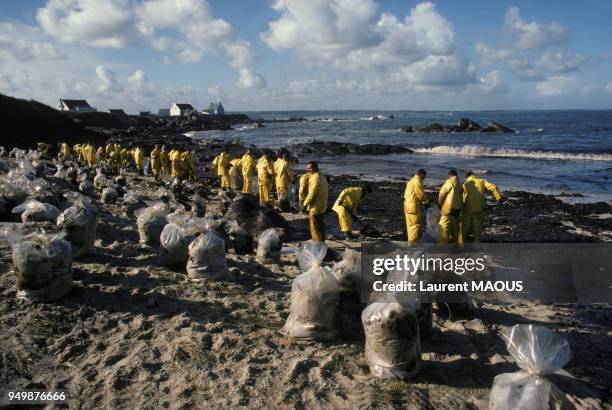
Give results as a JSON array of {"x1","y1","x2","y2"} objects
[
  {"x1": 331, "y1": 248, "x2": 361, "y2": 294},
  {"x1": 489, "y1": 324, "x2": 571, "y2": 410},
  {"x1": 158, "y1": 222, "x2": 197, "y2": 268},
  {"x1": 282, "y1": 241, "x2": 340, "y2": 341},
  {"x1": 10, "y1": 233, "x2": 73, "y2": 302},
  {"x1": 361, "y1": 294, "x2": 422, "y2": 380},
  {"x1": 101, "y1": 187, "x2": 118, "y2": 204}
]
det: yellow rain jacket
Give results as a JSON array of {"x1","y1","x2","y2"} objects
[
  {"x1": 462, "y1": 175, "x2": 501, "y2": 212},
  {"x1": 60, "y1": 143, "x2": 72, "y2": 159},
  {"x1": 303, "y1": 172, "x2": 328, "y2": 215},
  {"x1": 160, "y1": 149, "x2": 171, "y2": 175},
  {"x1": 150, "y1": 146, "x2": 161, "y2": 177},
  {"x1": 332, "y1": 187, "x2": 364, "y2": 233},
  {"x1": 212, "y1": 152, "x2": 231, "y2": 188},
  {"x1": 229, "y1": 158, "x2": 242, "y2": 190},
  {"x1": 298, "y1": 174, "x2": 310, "y2": 203},
  {"x1": 133, "y1": 148, "x2": 145, "y2": 173}
]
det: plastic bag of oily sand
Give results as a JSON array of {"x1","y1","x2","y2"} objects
[
  {"x1": 158, "y1": 222, "x2": 197, "y2": 268},
  {"x1": 122, "y1": 192, "x2": 146, "y2": 218},
  {"x1": 489, "y1": 325, "x2": 571, "y2": 410},
  {"x1": 186, "y1": 230, "x2": 228, "y2": 281},
  {"x1": 135, "y1": 203, "x2": 169, "y2": 247},
  {"x1": 256, "y1": 228, "x2": 283, "y2": 264},
  {"x1": 425, "y1": 206, "x2": 440, "y2": 242},
  {"x1": 93, "y1": 168, "x2": 108, "y2": 190},
  {"x1": 10, "y1": 233, "x2": 73, "y2": 302},
  {"x1": 12, "y1": 200, "x2": 60, "y2": 223},
  {"x1": 281, "y1": 241, "x2": 340, "y2": 341},
  {"x1": 361, "y1": 294, "x2": 422, "y2": 380},
  {"x1": 192, "y1": 194, "x2": 206, "y2": 217},
  {"x1": 56, "y1": 201, "x2": 97, "y2": 259},
  {"x1": 101, "y1": 187, "x2": 118, "y2": 204},
  {"x1": 226, "y1": 221, "x2": 253, "y2": 254},
  {"x1": 331, "y1": 248, "x2": 361, "y2": 294}
]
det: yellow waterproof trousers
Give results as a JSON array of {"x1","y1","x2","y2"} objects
[
  {"x1": 461, "y1": 211, "x2": 483, "y2": 243},
  {"x1": 242, "y1": 175, "x2": 252, "y2": 193},
  {"x1": 220, "y1": 173, "x2": 230, "y2": 189},
  {"x1": 438, "y1": 214, "x2": 461, "y2": 244},
  {"x1": 259, "y1": 181, "x2": 272, "y2": 203},
  {"x1": 336, "y1": 206, "x2": 353, "y2": 233},
  {"x1": 150, "y1": 159, "x2": 160, "y2": 177},
  {"x1": 405, "y1": 213, "x2": 421, "y2": 245},
  {"x1": 277, "y1": 187, "x2": 288, "y2": 202},
  {"x1": 309, "y1": 210, "x2": 326, "y2": 241}
]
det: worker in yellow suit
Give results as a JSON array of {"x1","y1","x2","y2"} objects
[
  {"x1": 438, "y1": 170, "x2": 463, "y2": 244},
  {"x1": 96, "y1": 146, "x2": 104, "y2": 162},
  {"x1": 160, "y1": 146, "x2": 171, "y2": 177},
  {"x1": 169, "y1": 149, "x2": 180, "y2": 177},
  {"x1": 404, "y1": 169, "x2": 428, "y2": 245},
  {"x1": 212, "y1": 149, "x2": 231, "y2": 189},
  {"x1": 186, "y1": 150, "x2": 198, "y2": 181},
  {"x1": 37, "y1": 142, "x2": 51, "y2": 158},
  {"x1": 256, "y1": 152, "x2": 275, "y2": 204},
  {"x1": 461, "y1": 171, "x2": 502, "y2": 244},
  {"x1": 150, "y1": 145, "x2": 161, "y2": 180},
  {"x1": 108, "y1": 150, "x2": 120, "y2": 173},
  {"x1": 120, "y1": 148, "x2": 131, "y2": 170},
  {"x1": 273, "y1": 152, "x2": 294, "y2": 209},
  {"x1": 229, "y1": 158, "x2": 242, "y2": 190},
  {"x1": 303, "y1": 161, "x2": 328, "y2": 241},
  {"x1": 59, "y1": 143, "x2": 72, "y2": 160},
  {"x1": 85, "y1": 144, "x2": 97, "y2": 168},
  {"x1": 332, "y1": 185, "x2": 371, "y2": 239},
  {"x1": 133, "y1": 147, "x2": 145, "y2": 174},
  {"x1": 240, "y1": 149, "x2": 255, "y2": 193}
]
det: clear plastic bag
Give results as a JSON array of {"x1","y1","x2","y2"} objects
[
  {"x1": 425, "y1": 206, "x2": 440, "y2": 241},
  {"x1": 192, "y1": 194, "x2": 206, "y2": 217},
  {"x1": 331, "y1": 248, "x2": 361, "y2": 294},
  {"x1": 362, "y1": 294, "x2": 422, "y2": 380},
  {"x1": 53, "y1": 163, "x2": 68, "y2": 178},
  {"x1": 122, "y1": 192, "x2": 145, "y2": 218},
  {"x1": 135, "y1": 203, "x2": 169, "y2": 246},
  {"x1": 0, "y1": 178, "x2": 27, "y2": 208},
  {"x1": 12, "y1": 200, "x2": 60, "y2": 223},
  {"x1": 10, "y1": 233, "x2": 73, "y2": 302},
  {"x1": 251, "y1": 177, "x2": 258, "y2": 195},
  {"x1": 56, "y1": 201, "x2": 97, "y2": 259},
  {"x1": 93, "y1": 168, "x2": 108, "y2": 190},
  {"x1": 281, "y1": 241, "x2": 340, "y2": 341},
  {"x1": 489, "y1": 325, "x2": 571, "y2": 410},
  {"x1": 256, "y1": 228, "x2": 283, "y2": 264},
  {"x1": 101, "y1": 187, "x2": 118, "y2": 204},
  {"x1": 158, "y1": 222, "x2": 196, "y2": 268},
  {"x1": 186, "y1": 230, "x2": 228, "y2": 281}
]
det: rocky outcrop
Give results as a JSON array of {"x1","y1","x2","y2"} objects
[
  {"x1": 288, "y1": 141, "x2": 413, "y2": 156},
  {"x1": 401, "y1": 118, "x2": 514, "y2": 133}
]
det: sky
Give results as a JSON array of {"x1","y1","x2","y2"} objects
[{"x1": 1, "y1": 0, "x2": 612, "y2": 113}]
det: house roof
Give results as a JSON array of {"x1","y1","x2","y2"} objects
[
  {"x1": 60, "y1": 99, "x2": 91, "y2": 109},
  {"x1": 174, "y1": 103, "x2": 194, "y2": 110}
]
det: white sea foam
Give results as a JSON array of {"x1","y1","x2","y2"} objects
[{"x1": 412, "y1": 145, "x2": 612, "y2": 161}]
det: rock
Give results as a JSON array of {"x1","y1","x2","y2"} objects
[
  {"x1": 400, "y1": 126, "x2": 414, "y2": 133},
  {"x1": 453, "y1": 118, "x2": 481, "y2": 132},
  {"x1": 416, "y1": 123, "x2": 448, "y2": 133},
  {"x1": 147, "y1": 297, "x2": 158, "y2": 309},
  {"x1": 289, "y1": 141, "x2": 413, "y2": 156},
  {"x1": 481, "y1": 122, "x2": 515, "y2": 133}
]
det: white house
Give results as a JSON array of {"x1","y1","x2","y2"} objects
[
  {"x1": 58, "y1": 99, "x2": 96, "y2": 112},
  {"x1": 170, "y1": 103, "x2": 196, "y2": 116},
  {"x1": 203, "y1": 102, "x2": 225, "y2": 115}
]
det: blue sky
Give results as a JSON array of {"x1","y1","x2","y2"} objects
[{"x1": 1, "y1": 0, "x2": 611, "y2": 112}]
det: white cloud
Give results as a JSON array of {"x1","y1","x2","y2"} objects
[
  {"x1": 127, "y1": 69, "x2": 155, "y2": 97},
  {"x1": 238, "y1": 69, "x2": 267, "y2": 89},
  {"x1": 606, "y1": 82, "x2": 612, "y2": 93},
  {"x1": 96, "y1": 66, "x2": 122, "y2": 93},
  {"x1": 225, "y1": 41, "x2": 255, "y2": 69},
  {"x1": 0, "y1": 23, "x2": 62, "y2": 62},
  {"x1": 475, "y1": 70, "x2": 507, "y2": 93},
  {"x1": 504, "y1": 7, "x2": 568, "y2": 50},
  {"x1": 537, "y1": 51, "x2": 589, "y2": 73},
  {"x1": 37, "y1": 0, "x2": 132, "y2": 48},
  {"x1": 535, "y1": 76, "x2": 580, "y2": 96}
]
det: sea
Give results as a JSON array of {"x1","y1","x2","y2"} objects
[{"x1": 189, "y1": 110, "x2": 612, "y2": 203}]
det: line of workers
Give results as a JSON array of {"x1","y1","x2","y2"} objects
[
  {"x1": 51, "y1": 142, "x2": 502, "y2": 245},
  {"x1": 211, "y1": 149, "x2": 502, "y2": 245},
  {"x1": 55, "y1": 142, "x2": 199, "y2": 181}
]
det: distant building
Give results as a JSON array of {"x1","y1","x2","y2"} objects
[
  {"x1": 108, "y1": 109, "x2": 126, "y2": 115},
  {"x1": 157, "y1": 108, "x2": 170, "y2": 117},
  {"x1": 203, "y1": 102, "x2": 225, "y2": 115},
  {"x1": 58, "y1": 99, "x2": 96, "y2": 112},
  {"x1": 170, "y1": 103, "x2": 196, "y2": 117},
  {"x1": 139, "y1": 111, "x2": 152, "y2": 116}
]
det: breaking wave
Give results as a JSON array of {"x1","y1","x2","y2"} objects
[{"x1": 412, "y1": 145, "x2": 612, "y2": 162}]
